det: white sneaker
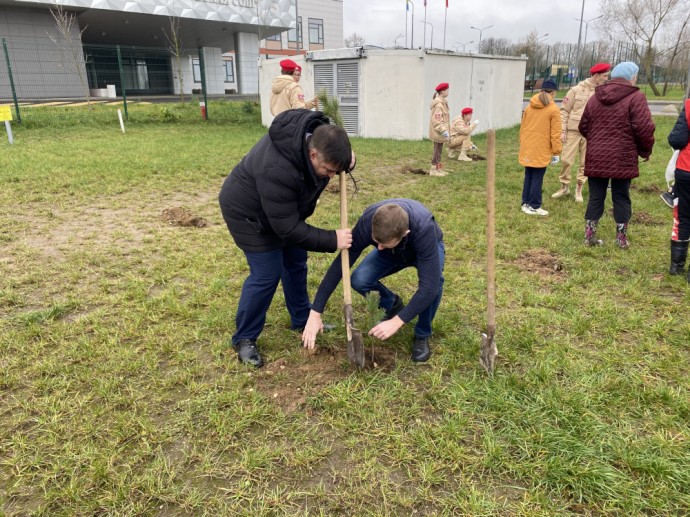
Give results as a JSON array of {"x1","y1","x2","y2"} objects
[
  {"x1": 522, "y1": 205, "x2": 537, "y2": 214},
  {"x1": 533, "y1": 207, "x2": 549, "y2": 216}
]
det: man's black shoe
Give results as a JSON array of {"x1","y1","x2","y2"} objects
[
  {"x1": 411, "y1": 336, "x2": 431, "y2": 363},
  {"x1": 233, "y1": 339, "x2": 264, "y2": 368},
  {"x1": 383, "y1": 295, "x2": 404, "y2": 321}
]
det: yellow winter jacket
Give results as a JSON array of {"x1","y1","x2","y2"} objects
[
  {"x1": 428, "y1": 97, "x2": 450, "y2": 143},
  {"x1": 519, "y1": 94, "x2": 562, "y2": 168}
]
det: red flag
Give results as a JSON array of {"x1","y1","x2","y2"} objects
[{"x1": 446, "y1": 0, "x2": 448, "y2": 6}]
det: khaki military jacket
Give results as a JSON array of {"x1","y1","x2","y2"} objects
[
  {"x1": 560, "y1": 78, "x2": 596, "y2": 132},
  {"x1": 428, "y1": 97, "x2": 450, "y2": 143},
  {"x1": 449, "y1": 116, "x2": 477, "y2": 148},
  {"x1": 270, "y1": 75, "x2": 314, "y2": 116}
]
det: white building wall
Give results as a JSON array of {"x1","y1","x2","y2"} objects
[
  {"x1": 0, "y1": 6, "x2": 88, "y2": 99},
  {"x1": 259, "y1": 49, "x2": 526, "y2": 140}
]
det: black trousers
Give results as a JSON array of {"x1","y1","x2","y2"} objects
[
  {"x1": 672, "y1": 169, "x2": 690, "y2": 241},
  {"x1": 584, "y1": 177, "x2": 632, "y2": 223}
]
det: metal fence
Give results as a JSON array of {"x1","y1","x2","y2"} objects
[{"x1": 0, "y1": 38, "x2": 264, "y2": 123}]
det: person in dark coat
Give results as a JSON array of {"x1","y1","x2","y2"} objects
[
  {"x1": 219, "y1": 109, "x2": 355, "y2": 367},
  {"x1": 579, "y1": 61, "x2": 655, "y2": 248},
  {"x1": 301, "y1": 199, "x2": 445, "y2": 363},
  {"x1": 667, "y1": 98, "x2": 690, "y2": 278}
]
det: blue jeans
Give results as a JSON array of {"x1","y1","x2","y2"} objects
[
  {"x1": 350, "y1": 241, "x2": 445, "y2": 338},
  {"x1": 233, "y1": 246, "x2": 310, "y2": 344},
  {"x1": 521, "y1": 166, "x2": 547, "y2": 209}
]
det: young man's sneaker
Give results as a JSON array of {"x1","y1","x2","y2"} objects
[
  {"x1": 661, "y1": 191, "x2": 674, "y2": 209},
  {"x1": 233, "y1": 339, "x2": 264, "y2": 368},
  {"x1": 521, "y1": 205, "x2": 536, "y2": 214},
  {"x1": 532, "y1": 207, "x2": 549, "y2": 216},
  {"x1": 411, "y1": 336, "x2": 431, "y2": 362}
]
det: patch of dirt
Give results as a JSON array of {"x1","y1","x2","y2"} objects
[
  {"x1": 324, "y1": 182, "x2": 340, "y2": 193},
  {"x1": 636, "y1": 184, "x2": 663, "y2": 193},
  {"x1": 513, "y1": 248, "x2": 565, "y2": 278},
  {"x1": 631, "y1": 210, "x2": 663, "y2": 225},
  {"x1": 161, "y1": 207, "x2": 209, "y2": 227},
  {"x1": 253, "y1": 345, "x2": 399, "y2": 414},
  {"x1": 400, "y1": 166, "x2": 428, "y2": 175}
]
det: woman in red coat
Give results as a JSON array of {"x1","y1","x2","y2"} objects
[{"x1": 578, "y1": 61, "x2": 655, "y2": 248}]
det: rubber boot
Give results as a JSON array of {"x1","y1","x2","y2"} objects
[
  {"x1": 551, "y1": 183, "x2": 570, "y2": 199},
  {"x1": 575, "y1": 182, "x2": 584, "y2": 203},
  {"x1": 458, "y1": 150, "x2": 472, "y2": 162},
  {"x1": 616, "y1": 223, "x2": 629, "y2": 249},
  {"x1": 670, "y1": 239, "x2": 689, "y2": 275},
  {"x1": 584, "y1": 219, "x2": 603, "y2": 246}
]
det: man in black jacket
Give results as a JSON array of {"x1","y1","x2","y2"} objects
[
  {"x1": 219, "y1": 109, "x2": 354, "y2": 367},
  {"x1": 301, "y1": 199, "x2": 445, "y2": 362}
]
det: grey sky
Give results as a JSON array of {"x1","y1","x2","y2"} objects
[{"x1": 343, "y1": 0, "x2": 604, "y2": 51}]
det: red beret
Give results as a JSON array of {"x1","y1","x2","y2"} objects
[
  {"x1": 461, "y1": 107, "x2": 473, "y2": 115},
  {"x1": 590, "y1": 63, "x2": 611, "y2": 75},
  {"x1": 280, "y1": 59, "x2": 298, "y2": 72},
  {"x1": 435, "y1": 82, "x2": 449, "y2": 92}
]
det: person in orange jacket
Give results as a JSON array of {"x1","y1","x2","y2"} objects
[{"x1": 518, "y1": 78, "x2": 563, "y2": 216}]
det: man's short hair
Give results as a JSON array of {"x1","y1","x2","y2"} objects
[
  {"x1": 308, "y1": 124, "x2": 352, "y2": 172},
  {"x1": 372, "y1": 204, "x2": 409, "y2": 244}
]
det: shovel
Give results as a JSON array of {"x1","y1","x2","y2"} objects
[
  {"x1": 480, "y1": 129, "x2": 499, "y2": 375},
  {"x1": 339, "y1": 171, "x2": 365, "y2": 368}
]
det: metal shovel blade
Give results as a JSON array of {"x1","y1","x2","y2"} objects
[
  {"x1": 344, "y1": 303, "x2": 365, "y2": 368},
  {"x1": 480, "y1": 330, "x2": 498, "y2": 375}
]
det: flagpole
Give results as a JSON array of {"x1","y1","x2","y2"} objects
[
  {"x1": 443, "y1": 1, "x2": 447, "y2": 51},
  {"x1": 405, "y1": 1, "x2": 408, "y2": 48},
  {"x1": 423, "y1": 0, "x2": 427, "y2": 49}
]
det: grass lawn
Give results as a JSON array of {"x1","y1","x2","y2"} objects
[{"x1": 1, "y1": 102, "x2": 688, "y2": 516}]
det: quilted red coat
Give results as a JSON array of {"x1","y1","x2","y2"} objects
[{"x1": 578, "y1": 78, "x2": 655, "y2": 179}]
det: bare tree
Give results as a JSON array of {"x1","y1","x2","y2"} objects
[
  {"x1": 345, "y1": 32, "x2": 366, "y2": 48},
  {"x1": 48, "y1": 3, "x2": 91, "y2": 107},
  {"x1": 162, "y1": 13, "x2": 185, "y2": 103},
  {"x1": 479, "y1": 37, "x2": 512, "y2": 56},
  {"x1": 600, "y1": 0, "x2": 689, "y2": 95}
]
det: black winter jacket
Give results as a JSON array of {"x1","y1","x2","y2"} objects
[{"x1": 219, "y1": 109, "x2": 337, "y2": 253}]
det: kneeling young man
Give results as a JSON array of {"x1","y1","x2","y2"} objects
[{"x1": 302, "y1": 199, "x2": 445, "y2": 362}]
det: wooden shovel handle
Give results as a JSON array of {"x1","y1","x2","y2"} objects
[
  {"x1": 339, "y1": 172, "x2": 353, "y2": 306},
  {"x1": 486, "y1": 129, "x2": 496, "y2": 333}
]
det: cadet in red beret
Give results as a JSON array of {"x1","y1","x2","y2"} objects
[
  {"x1": 271, "y1": 59, "x2": 317, "y2": 116},
  {"x1": 280, "y1": 59, "x2": 298, "y2": 72},
  {"x1": 590, "y1": 63, "x2": 611, "y2": 75},
  {"x1": 551, "y1": 62, "x2": 611, "y2": 202},
  {"x1": 428, "y1": 83, "x2": 451, "y2": 176},
  {"x1": 448, "y1": 107, "x2": 480, "y2": 161}
]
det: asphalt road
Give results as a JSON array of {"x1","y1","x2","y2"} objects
[{"x1": 522, "y1": 98, "x2": 681, "y2": 116}]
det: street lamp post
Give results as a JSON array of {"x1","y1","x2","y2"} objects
[
  {"x1": 406, "y1": 0, "x2": 415, "y2": 49},
  {"x1": 575, "y1": 14, "x2": 603, "y2": 71},
  {"x1": 454, "y1": 40, "x2": 473, "y2": 52},
  {"x1": 420, "y1": 20, "x2": 434, "y2": 49},
  {"x1": 470, "y1": 24, "x2": 494, "y2": 53}
]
